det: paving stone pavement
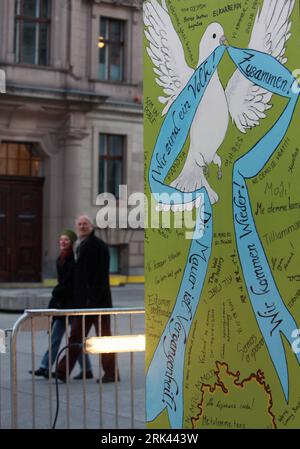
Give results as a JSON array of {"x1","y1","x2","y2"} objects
[
  {"x1": 0, "y1": 285, "x2": 145, "y2": 429},
  {"x1": 0, "y1": 284, "x2": 144, "y2": 312}
]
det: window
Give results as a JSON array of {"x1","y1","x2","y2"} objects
[
  {"x1": 99, "y1": 134, "x2": 125, "y2": 197},
  {"x1": 98, "y1": 18, "x2": 125, "y2": 81},
  {"x1": 109, "y1": 246, "x2": 120, "y2": 274},
  {"x1": 0, "y1": 143, "x2": 42, "y2": 177},
  {"x1": 15, "y1": 0, "x2": 51, "y2": 65}
]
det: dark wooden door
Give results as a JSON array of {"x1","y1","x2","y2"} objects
[
  {"x1": 0, "y1": 182, "x2": 10, "y2": 281},
  {"x1": 0, "y1": 177, "x2": 43, "y2": 282}
]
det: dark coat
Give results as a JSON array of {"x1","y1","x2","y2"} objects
[
  {"x1": 73, "y1": 230, "x2": 112, "y2": 309},
  {"x1": 48, "y1": 251, "x2": 75, "y2": 309}
]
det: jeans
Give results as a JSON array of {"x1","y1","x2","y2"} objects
[
  {"x1": 57, "y1": 315, "x2": 115, "y2": 377},
  {"x1": 40, "y1": 318, "x2": 92, "y2": 372}
]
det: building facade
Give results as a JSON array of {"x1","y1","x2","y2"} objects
[{"x1": 0, "y1": 0, "x2": 143, "y2": 281}]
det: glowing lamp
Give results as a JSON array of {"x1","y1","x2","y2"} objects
[
  {"x1": 98, "y1": 37, "x2": 105, "y2": 49},
  {"x1": 84, "y1": 335, "x2": 145, "y2": 354}
]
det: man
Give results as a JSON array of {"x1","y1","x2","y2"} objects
[{"x1": 55, "y1": 215, "x2": 117, "y2": 383}]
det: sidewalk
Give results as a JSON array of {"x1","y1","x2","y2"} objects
[
  {"x1": 0, "y1": 283, "x2": 144, "y2": 312},
  {"x1": 0, "y1": 284, "x2": 145, "y2": 429}
]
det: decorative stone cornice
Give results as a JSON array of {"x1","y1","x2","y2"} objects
[
  {"x1": 0, "y1": 129, "x2": 60, "y2": 156},
  {"x1": 58, "y1": 112, "x2": 90, "y2": 143},
  {"x1": 91, "y1": 0, "x2": 142, "y2": 10}
]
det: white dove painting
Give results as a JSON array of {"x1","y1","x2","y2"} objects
[
  {"x1": 144, "y1": 0, "x2": 295, "y2": 204},
  {"x1": 144, "y1": 0, "x2": 300, "y2": 430}
]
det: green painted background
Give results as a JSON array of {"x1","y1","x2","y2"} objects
[{"x1": 144, "y1": 0, "x2": 300, "y2": 428}]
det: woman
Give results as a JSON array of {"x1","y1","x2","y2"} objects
[{"x1": 30, "y1": 229, "x2": 92, "y2": 378}]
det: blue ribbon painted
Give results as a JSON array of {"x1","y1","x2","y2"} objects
[
  {"x1": 146, "y1": 45, "x2": 300, "y2": 428},
  {"x1": 228, "y1": 47, "x2": 300, "y2": 402}
]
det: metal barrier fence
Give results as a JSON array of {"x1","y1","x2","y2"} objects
[
  {"x1": 1, "y1": 307, "x2": 145, "y2": 429},
  {"x1": 0, "y1": 328, "x2": 11, "y2": 429}
]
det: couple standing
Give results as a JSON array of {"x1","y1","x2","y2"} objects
[{"x1": 32, "y1": 215, "x2": 117, "y2": 383}]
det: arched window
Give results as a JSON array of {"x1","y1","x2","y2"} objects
[{"x1": 0, "y1": 143, "x2": 42, "y2": 177}]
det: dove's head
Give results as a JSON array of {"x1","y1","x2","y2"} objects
[{"x1": 198, "y1": 23, "x2": 226, "y2": 63}]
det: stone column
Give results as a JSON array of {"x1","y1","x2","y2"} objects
[
  {"x1": 59, "y1": 112, "x2": 90, "y2": 228},
  {"x1": 2, "y1": 0, "x2": 16, "y2": 63}
]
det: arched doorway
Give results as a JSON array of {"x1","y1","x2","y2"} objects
[{"x1": 0, "y1": 142, "x2": 44, "y2": 282}]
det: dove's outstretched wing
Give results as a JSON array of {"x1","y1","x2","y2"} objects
[
  {"x1": 225, "y1": 0, "x2": 295, "y2": 133},
  {"x1": 144, "y1": 0, "x2": 193, "y2": 115}
]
